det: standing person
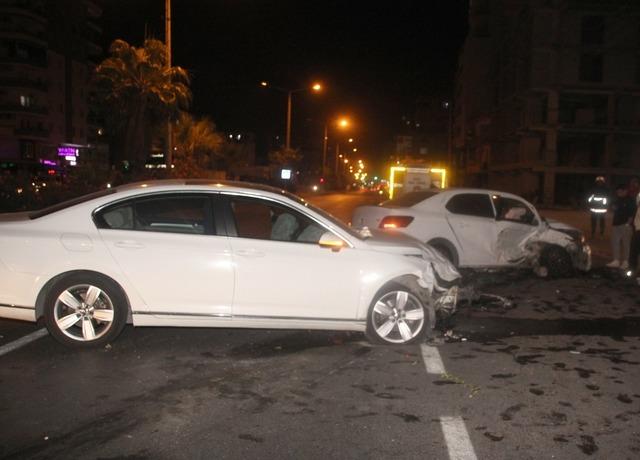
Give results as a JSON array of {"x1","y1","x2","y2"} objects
[
  {"x1": 607, "y1": 185, "x2": 635, "y2": 269},
  {"x1": 587, "y1": 176, "x2": 609, "y2": 238},
  {"x1": 628, "y1": 177, "x2": 640, "y2": 280},
  {"x1": 628, "y1": 176, "x2": 640, "y2": 205}
]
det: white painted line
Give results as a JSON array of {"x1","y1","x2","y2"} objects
[
  {"x1": 0, "y1": 328, "x2": 48, "y2": 357},
  {"x1": 440, "y1": 416, "x2": 478, "y2": 460},
  {"x1": 420, "y1": 343, "x2": 445, "y2": 374}
]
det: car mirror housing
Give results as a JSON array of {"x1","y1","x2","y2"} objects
[{"x1": 318, "y1": 231, "x2": 344, "y2": 252}]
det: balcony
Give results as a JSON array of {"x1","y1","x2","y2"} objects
[
  {"x1": 0, "y1": 102, "x2": 48, "y2": 115},
  {"x1": 0, "y1": 76, "x2": 47, "y2": 91},
  {"x1": 14, "y1": 126, "x2": 50, "y2": 138},
  {"x1": 0, "y1": 24, "x2": 47, "y2": 46}
]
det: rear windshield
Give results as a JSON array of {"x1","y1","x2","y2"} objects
[
  {"x1": 29, "y1": 189, "x2": 117, "y2": 219},
  {"x1": 382, "y1": 190, "x2": 439, "y2": 208}
]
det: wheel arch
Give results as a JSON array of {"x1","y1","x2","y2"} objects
[
  {"x1": 35, "y1": 270, "x2": 132, "y2": 321},
  {"x1": 426, "y1": 237, "x2": 459, "y2": 267},
  {"x1": 366, "y1": 274, "x2": 435, "y2": 329}
]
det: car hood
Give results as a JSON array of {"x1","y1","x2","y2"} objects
[
  {"x1": 363, "y1": 229, "x2": 461, "y2": 284},
  {"x1": 544, "y1": 217, "x2": 579, "y2": 232}
]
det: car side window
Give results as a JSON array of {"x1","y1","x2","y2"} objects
[
  {"x1": 445, "y1": 193, "x2": 494, "y2": 218},
  {"x1": 227, "y1": 196, "x2": 326, "y2": 244},
  {"x1": 95, "y1": 194, "x2": 215, "y2": 235},
  {"x1": 493, "y1": 196, "x2": 537, "y2": 225}
]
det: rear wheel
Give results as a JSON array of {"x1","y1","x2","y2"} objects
[
  {"x1": 44, "y1": 274, "x2": 128, "y2": 348},
  {"x1": 366, "y1": 285, "x2": 429, "y2": 345}
]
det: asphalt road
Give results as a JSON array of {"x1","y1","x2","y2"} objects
[{"x1": 1, "y1": 192, "x2": 639, "y2": 459}]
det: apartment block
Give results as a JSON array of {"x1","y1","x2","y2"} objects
[{"x1": 454, "y1": 0, "x2": 640, "y2": 206}]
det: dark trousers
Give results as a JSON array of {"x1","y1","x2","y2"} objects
[
  {"x1": 629, "y1": 230, "x2": 640, "y2": 271},
  {"x1": 590, "y1": 212, "x2": 605, "y2": 236}
]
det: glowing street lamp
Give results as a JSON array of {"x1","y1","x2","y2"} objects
[{"x1": 261, "y1": 81, "x2": 323, "y2": 150}]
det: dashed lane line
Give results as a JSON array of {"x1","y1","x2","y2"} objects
[
  {"x1": 0, "y1": 328, "x2": 48, "y2": 357},
  {"x1": 440, "y1": 416, "x2": 479, "y2": 460},
  {"x1": 421, "y1": 344, "x2": 478, "y2": 460},
  {"x1": 420, "y1": 343, "x2": 446, "y2": 374}
]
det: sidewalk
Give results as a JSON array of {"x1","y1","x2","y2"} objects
[{"x1": 539, "y1": 209, "x2": 613, "y2": 264}]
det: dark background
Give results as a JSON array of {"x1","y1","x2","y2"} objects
[{"x1": 100, "y1": 0, "x2": 468, "y2": 166}]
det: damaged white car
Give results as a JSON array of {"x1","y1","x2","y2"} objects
[
  {"x1": 352, "y1": 188, "x2": 591, "y2": 277},
  {"x1": 0, "y1": 180, "x2": 460, "y2": 347}
]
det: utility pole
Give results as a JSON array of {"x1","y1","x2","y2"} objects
[
  {"x1": 165, "y1": 0, "x2": 172, "y2": 169},
  {"x1": 322, "y1": 123, "x2": 328, "y2": 176},
  {"x1": 285, "y1": 90, "x2": 292, "y2": 150}
]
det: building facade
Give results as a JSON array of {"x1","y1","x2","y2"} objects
[
  {"x1": 0, "y1": 0, "x2": 105, "y2": 175},
  {"x1": 454, "y1": 0, "x2": 640, "y2": 206}
]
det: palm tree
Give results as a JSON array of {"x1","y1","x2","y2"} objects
[
  {"x1": 172, "y1": 112, "x2": 224, "y2": 177},
  {"x1": 95, "y1": 39, "x2": 191, "y2": 171}
]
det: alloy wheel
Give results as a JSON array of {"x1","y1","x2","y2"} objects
[
  {"x1": 53, "y1": 284, "x2": 115, "y2": 342},
  {"x1": 371, "y1": 290, "x2": 425, "y2": 344}
]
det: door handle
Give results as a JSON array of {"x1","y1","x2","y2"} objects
[
  {"x1": 114, "y1": 240, "x2": 144, "y2": 249},
  {"x1": 235, "y1": 249, "x2": 265, "y2": 258}
]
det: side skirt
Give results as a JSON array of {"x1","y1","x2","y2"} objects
[{"x1": 132, "y1": 311, "x2": 366, "y2": 332}]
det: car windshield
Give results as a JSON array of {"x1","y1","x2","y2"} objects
[
  {"x1": 29, "y1": 189, "x2": 116, "y2": 219},
  {"x1": 381, "y1": 190, "x2": 439, "y2": 208}
]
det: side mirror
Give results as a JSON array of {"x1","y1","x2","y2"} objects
[{"x1": 318, "y1": 231, "x2": 345, "y2": 252}]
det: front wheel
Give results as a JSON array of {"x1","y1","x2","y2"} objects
[
  {"x1": 44, "y1": 274, "x2": 128, "y2": 348},
  {"x1": 366, "y1": 286, "x2": 429, "y2": 345},
  {"x1": 539, "y1": 245, "x2": 574, "y2": 278}
]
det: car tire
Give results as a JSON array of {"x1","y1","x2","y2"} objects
[
  {"x1": 540, "y1": 245, "x2": 573, "y2": 278},
  {"x1": 365, "y1": 284, "x2": 430, "y2": 345},
  {"x1": 44, "y1": 273, "x2": 128, "y2": 348}
]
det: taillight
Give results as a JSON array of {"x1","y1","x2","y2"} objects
[{"x1": 379, "y1": 216, "x2": 414, "y2": 229}]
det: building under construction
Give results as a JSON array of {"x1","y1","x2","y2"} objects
[{"x1": 453, "y1": 0, "x2": 640, "y2": 206}]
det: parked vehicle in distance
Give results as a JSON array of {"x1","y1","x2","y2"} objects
[
  {"x1": 352, "y1": 188, "x2": 591, "y2": 277},
  {"x1": 0, "y1": 180, "x2": 461, "y2": 347}
]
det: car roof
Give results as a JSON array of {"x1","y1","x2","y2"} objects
[
  {"x1": 434, "y1": 188, "x2": 528, "y2": 201},
  {"x1": 114, "y1": 179, "x2": 289, "y2": 196}
]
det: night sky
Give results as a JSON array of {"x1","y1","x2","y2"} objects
[{"x1": 100, "y1": 0, "x2": 468, "y2": 168}]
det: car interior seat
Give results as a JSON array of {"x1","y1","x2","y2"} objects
[{"x1": 270, "y1": 213, "x2": 299, "y2": 241}]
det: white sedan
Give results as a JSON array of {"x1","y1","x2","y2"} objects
[
  {"x1": 0, "y1": 180, "x2": 460, "y2": 347},
  {"x1": 353, "y1": 188, "x2": 591, "y2": 277}
]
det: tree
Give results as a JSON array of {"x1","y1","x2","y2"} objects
[
  {"x1": 172, "y1": 113, "x2": 224, "y2": 177},
  {"x1": 268, "y1": 147, "x2": 302, "y2": 167},
  {"x1": 95, "y1": 39, "x2": 191, "y2": 172}
]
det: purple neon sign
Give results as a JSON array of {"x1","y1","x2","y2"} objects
[{"x1": 57, "y1": 146, "x2": 78, "y2": 157}]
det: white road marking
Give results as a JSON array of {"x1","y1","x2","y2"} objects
[
  {"x1": 420, "y1": 343, "x2": 445, "y2": 374},
  {"x1": 440, "y1": 416, "x2": 478, "y2": 460},
  {"x1": 0, "y1": 328, "x2": 48, "y2": 357},
  {"x1": 421, "y1": 344, "x2": 478, "y2": 460}
]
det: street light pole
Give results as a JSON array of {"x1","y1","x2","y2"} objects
[
  {"x1": 286, "y1": 90, "x2": 292, "y2": 150},
  {"x1": 322, "y1": 123, "x2": 328, "y2": 175},
  {"x1": 165, "y1": 0, "x2": 172, "y2": 169},
  {"x1": 262, "y1": 82, "x2": 321, "y2": 152}
]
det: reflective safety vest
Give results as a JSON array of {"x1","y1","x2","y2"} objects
[{"x1": 588, "y1": 194, "x2": 608, "y2": 213}]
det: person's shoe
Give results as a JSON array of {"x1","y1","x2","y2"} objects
[
  {"x1": 621, "y1": 261, "x2": 629, "y2": 270},
  {"x1": 606, "y1": 260, "x2": 620, "y2": 268}
]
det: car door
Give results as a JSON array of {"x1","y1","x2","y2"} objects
[
  {"x1": 492, "y1": 194, "x2": 540, "y2": 265},
  {"x1": 95, "y1": 192, "x2": 234, "y2": 317},
  {"x1": 444, "y1": 192, "x2": 498, "y2": 266},
  {"x1": 222, "y1": 193, "x2": 361, "y2": 320}
]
